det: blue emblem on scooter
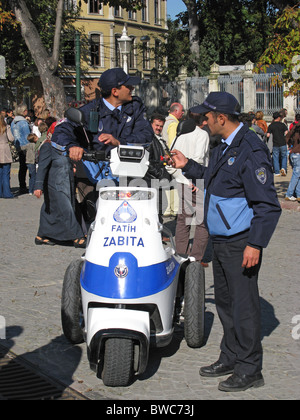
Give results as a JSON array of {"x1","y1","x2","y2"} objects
[{"x1": 113, "y1": 201, "x2": 137, "y2": 223}]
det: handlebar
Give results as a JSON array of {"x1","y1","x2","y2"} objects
[{"x1": 82, "y1": 150, "x2": 107, "y2": 163}]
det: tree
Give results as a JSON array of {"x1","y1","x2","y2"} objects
[
  {"x1": 4, "y1": 0, "x2": 145, "y2": 118},
  {"x1": 169, "y1": 0, "x2": 277, "y2": 77},
  {"x1": 182, "y1": 0, "x2": 200, "y2": 76},
  {"x1": 151, "y1": 19, "x2": 192, "y2": 79},
  {"x1": 255, "y1": 4, "x2": 300, "y2": 96}
]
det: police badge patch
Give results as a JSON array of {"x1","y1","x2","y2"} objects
[
  {"x1": 255, "y1": 168, "x2": 267, "y2": 184},
  {"x1": 228, "y1": 157, "x2": 236, "y2": 166}
]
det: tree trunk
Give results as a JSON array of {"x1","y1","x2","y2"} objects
[
  {"x1": 8, "y1": 0, "x2": 67, "y2": 118},
  {"x1": 182, "y1": 0, "x2": 200, "y2": 76}
]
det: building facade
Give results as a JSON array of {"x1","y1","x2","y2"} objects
[
  {"x1": 0, "y1": 0, "x2": 168, "y2": 112},
  {"x1": 63, "y1": 0, "x2": 168, "y2": 103}
]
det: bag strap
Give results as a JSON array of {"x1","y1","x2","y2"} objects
[{"x1": 5, "y1": 127, "x2": 14, "y2": 144}]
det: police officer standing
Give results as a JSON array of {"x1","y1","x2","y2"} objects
[
  {"x1": 52, "y1": 68, "x2": 153, "y2": 162},
  {"x1": 169, "y1": 92, "x2": 281, "y2": 392}
]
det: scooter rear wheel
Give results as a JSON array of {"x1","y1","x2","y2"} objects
[
  {"x1": 101, "y1": 338, "x2": 134, "y2": 387},
  {"x1": 61, "y1": 259, "x2": 84, "y2": 344},
  {"x1": 184, "y1": 261, "x2": 205, "y2": 348}
]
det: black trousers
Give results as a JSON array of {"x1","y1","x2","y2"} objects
[
  {"x1": 18, "y1": 150, "x2": 28, "y2": 189},
  {"x1": 212, "y1": 238, "x2": 263, "y2": 376}
]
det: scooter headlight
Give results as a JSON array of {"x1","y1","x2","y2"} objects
[{"x1": 100, "y1": 190, "x2": 154, "y2": 201}]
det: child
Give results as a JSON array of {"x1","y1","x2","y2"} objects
[
  {"x1": 21, "y1": 133, "x2": 38, "y2": 195},
  {"x1": 35, "y1": 122, "x2": 48, "y2": 164}
]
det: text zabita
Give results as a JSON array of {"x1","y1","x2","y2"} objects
[{"x1": 104, "y1": 236, "x2": 144, "y2": 247}]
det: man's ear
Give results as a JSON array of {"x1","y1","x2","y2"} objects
[
  {"x1": 217, "y1": 113, "x2": 227, "y2": 126},
  {"x1": 111, "y1": 87, "x2": 119, "y2": 98}
]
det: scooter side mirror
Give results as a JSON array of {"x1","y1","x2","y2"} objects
[
  {"x1": 176, "y1": 119, "x2": 196, "y2": 137},
  {"x1": 65, "y1": 107, "x2": 85, "y2": 126},
  {"x1": 65, "y1": 107, "x2": 91, "y2": 150},
  {"x1": 170, "y1": 119, "x2": 197, "y2": 150}
]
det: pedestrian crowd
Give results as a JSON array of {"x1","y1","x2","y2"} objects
[
  {"x1": 0, "y1": 68, "x2": 299, "y2": 393},
  {"x1": 1, "y1": 75, "x2": 299, "y2": 253}
]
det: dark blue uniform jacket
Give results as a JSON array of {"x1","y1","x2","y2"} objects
[
  {"x1": 183, "y1": 124, "x2": 281, "y2": 248},
  {"x1": 52, "y1": 96, "x2": 153, "y2": 153}
]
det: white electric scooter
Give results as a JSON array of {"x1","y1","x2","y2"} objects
[{"x1": 61, "y1": 108, "x2": 205, "y2": 387}]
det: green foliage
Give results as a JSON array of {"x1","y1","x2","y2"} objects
[
  {"x1": 150, "y1": 18, "x2": 202, "y2": 79},
  {"x1": 255, "y1": 4, "x2": 300, "y2": 95},
  {"x1": 0, "y1": 1, "x2": 18, "y2": 30},
  {"x1": 167, "y1": 0, "x2": 277, "y2": 77}
]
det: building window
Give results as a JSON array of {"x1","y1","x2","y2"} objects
[
  {"x1": 142, "y1": 41, "x2": 149, "y2": 70},
  {"x1": 90, "y1": 33, "x2": 103, "y2": 67},
  {"x1": 141, "y1": 0, "x2": 148, "y2": 22},
  {"x1": 128, "y1": 9, "x2": 136, "y2": 20},
  {"x1": 64, "y1": 39, "x2": 75, "y2": 66},
  {"x1": 65, "y1": 86, "x2": 77, "y2": 104},
  {"x1": 115, "y1": 34, "x2": 121, "y2": 67},
  {"x1": 89, "y1": 0, "x2": 101, "y2": 14},
  {"x1": 154, "y1": 0, "x2": 160, "y2": 24},
  {"x1": 129, "y1": 37, "x2": 136, "y2": 69},
  {"x1": 114, "y1": 6, "x2": 122, "y2": 17}
]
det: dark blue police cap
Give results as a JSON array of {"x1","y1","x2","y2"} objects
[
  {"x1": 98, "y1": 68, "x2": 140, "y2": 91},
  {"x1": 191, "y1": 92, "x2": 241, "y2": 116}
]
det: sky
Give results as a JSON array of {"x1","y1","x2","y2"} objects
[{"x1": 167, "y1": 0, "x2": 186, "y2": 20}]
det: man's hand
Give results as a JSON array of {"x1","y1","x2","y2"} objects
[
  {"x1": 34, "y1": 189, "x2": 43, "y2": 199},
  {"x1": 69, "y1": 146, "x2": 84, "y2": 161},
  {"x1": 98, "y1": 133, "x2": 120, "y2": 147},
  {"x1": 166, "y1": 149, "x2": 188, "y2": 169},
  {"x1": 242, "y1": 246, "x2": 261, "y2": 269}
]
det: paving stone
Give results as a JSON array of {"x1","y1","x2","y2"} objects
[{"x1": 0, "y1": 165, "x2": 299, "y2": 400}]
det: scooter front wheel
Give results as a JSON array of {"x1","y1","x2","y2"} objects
[
  {"x1": 61, "y1": 259, "x2": 84, "y2": 344},
  {"x1": 101, "y1": 338, "x2": 134, "y2": 387}
]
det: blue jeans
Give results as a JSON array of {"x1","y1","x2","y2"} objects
[
  {"x1": 27, "y1": 163, "x2": 36, "y2": 194},
  {"x1": 286, "y1": 154, "x2": 300, "y2": 198},
  {"x1": 0, "y1": 163, "x2": 14, "y2": 198},
  {"x1": 272, "y1": 145, "x2": 287, "y2": 174}
]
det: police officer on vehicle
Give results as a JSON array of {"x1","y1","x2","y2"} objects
[
  {"x1": 169, "y1": 92, "x2": 281, "y2": 392},
  {"x1": 52, "y1": 68, "x2": 153, "y2": 162}
]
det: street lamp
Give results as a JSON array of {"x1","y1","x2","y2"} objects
[{"x1": 118, "y1": 24, "x2": 132, "y2": 73}]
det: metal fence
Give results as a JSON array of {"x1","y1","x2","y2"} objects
[
  {"x1": 218, "y1": 75, "x2": 244, "y2": 112},
  {"x1": 253, "y1": 73, "x2": 284, "y2": 116},
  {"x1": 185, "y1": 77, "x2": 209, "y2": 108},
  {"x1": 1, "y1": 69, "x2": 299, "y2": 118},
  {"x1": 138, "y1": 71, "x2": 291, "y2": 118}
]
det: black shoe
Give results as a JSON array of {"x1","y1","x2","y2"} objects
[
  {"x1": 35, "y1": 236, "x2": 56, "y2": 246},
  {"x1": 218, "y1": 372, "x2": 264, "y2": 392},
  {"x1": 18, "y1": 187, "x2": 29, "y2": 195},
  {"x1": 200, "y1": 361, "x2": 235, "y2": 377},
  {"x1": 73, "y1": 237, "x2": 87, "y2": 248}
]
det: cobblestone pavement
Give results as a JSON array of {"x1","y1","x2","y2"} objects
[{"x1": 0, "y1": 165, "x2": 299, "y2": 400}]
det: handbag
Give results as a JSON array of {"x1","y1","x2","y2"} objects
[{"x1": 6, "y1": 128, "x2": 19, "y2": 162}]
